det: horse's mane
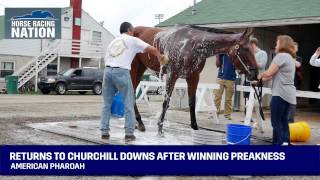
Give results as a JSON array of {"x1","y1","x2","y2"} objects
[{"x1": 186, "y1": 25, "x2": 236, "y2": 34}]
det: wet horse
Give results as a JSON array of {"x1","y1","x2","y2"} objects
[{"x1": 131, "y1": 25, "x2": 258, "y2": 136}]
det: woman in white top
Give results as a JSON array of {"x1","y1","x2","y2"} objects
[{"x1": 309, "y1": 47, "x2": 320, "y2": 67}]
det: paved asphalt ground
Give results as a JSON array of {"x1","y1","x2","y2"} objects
[{"x1": 0, "y1": 94, "x2": 319, "y2": 179}]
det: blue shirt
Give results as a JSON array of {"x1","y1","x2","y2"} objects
[{"x1": 217, "y1": 54, "x2": 236, "y2": 81}]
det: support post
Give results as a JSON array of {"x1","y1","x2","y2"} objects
[
  {"x1": 57, "y1": 56, "x2": 61, "y2": 73},
  {"x1": 98, "y1": 58, "x2": 101, "y2": 68},
  {"x1": 79, "y1": 57, "x2": 82, "y2": 68},
  {"x1": 35, "y1": 73, "x2": 38, "y2": 92}
]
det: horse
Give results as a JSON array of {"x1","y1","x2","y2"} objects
[{"x1": 130, "y1": 25, "x2": 258, "y2": 136}]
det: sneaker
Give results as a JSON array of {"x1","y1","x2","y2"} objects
[
  {"x1": 241, "y1": 119, "x2": 254, "y2": 123},
  {"x1": 101, "y1": 133, "x2": 110, "y2": 139},
  {"x1": 125, "y1": 134, "x2": 136, "y2": 142},
  {"x1": 224, "y1": 114, "x2": 232, "y2": 120}
]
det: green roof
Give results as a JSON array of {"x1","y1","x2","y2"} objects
[
  {"x1": 157, "y1": 0, "x2": 320, "y2": 27},
  {"x1": 0, "y1": 16, "x2": 4, "y2": 40}
]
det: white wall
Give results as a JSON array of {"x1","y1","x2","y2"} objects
[
  {"x1": 171, "y1": 56, "x2": 219, "y2": 109},
  {"x1": 61, "y1": 8, "x2": 73, "y2": 39},
  {"x1": 0, "y1": 55, "x2": 33, "y2": 88},
  {"x1": 199, "y1": 56, "x2": 218, "y2": 83},
  {"x1": 59, "y1": 57, "x2": 71, "y2": 72},
  {"x1": 0, "y1": 40, "x2": 41, "y2": 57},
  {"x1": 81, "y1": 10, "x2": 114, "y2": 56}
]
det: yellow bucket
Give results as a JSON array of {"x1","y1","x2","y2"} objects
[{"x1": 289, "y1": 121, "x2": 311, "y2": 142}]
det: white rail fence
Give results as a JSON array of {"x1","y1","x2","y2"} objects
[{"x1": 136, "y1": 81, "x2": 320, "y2": 132}]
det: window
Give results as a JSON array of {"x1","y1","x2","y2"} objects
[
  {"x1": 47, "y1": 64, "x2": 57, "y2": 76},
  {"x1": 83, "y1": 68, "x2": 96, "y2": 77},
  {"x1": 73, "y1": 69, "x2": 82, "y2": 76},
  {"x1": 92, "y1": 31, "x2": 102, "y2": 42},
  {"x1": 0, "y1": 62, "x2": 14, "y2": 78},
  {"x1": 74, "y1": 18, "x2": 81, "y2": 26},
  {"x1": 62, "y1": 69, "x2": 75, "y2": 76},
  {"x1": 82, "y1": 69, "x2": 90, "y2": 76}
]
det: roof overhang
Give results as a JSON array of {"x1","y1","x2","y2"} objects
[
  {"x1": 194, "y1": 17, "x2": 320, "y2": 29},
  {"x1": 158, "y1": 16, "x2": 320, "y2": 29}
]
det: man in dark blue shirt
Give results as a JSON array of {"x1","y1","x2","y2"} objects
[{"x1": 214, "y1": 54, "x2": 236, "y2": 120}]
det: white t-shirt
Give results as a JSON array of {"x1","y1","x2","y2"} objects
[
  {"x1": 310, "y1": 53, "x2": 320, "y2": 67},
  {"x1": 104, "y1": 34, "x2": 150, "y2": 70},
  {"x1": 255, "y1": 48, "x2": 268, "y2": 74}
]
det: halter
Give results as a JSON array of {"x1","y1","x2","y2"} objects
[{"x1": 232, "y1": 44, "x2": 251, "y2": 74}]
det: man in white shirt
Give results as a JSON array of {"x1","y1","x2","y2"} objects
[
  {"x1": 249, "y1": 37, "x2": 268, "y2": 74},
  {"x1": 100, "y1": 22, "x2": 165, "y2": 142},
  {"x1": 244, "y1": 38, "x2": 268, "y2": 123},
  {"x1": 310, "y1": 47, "x2": 320, "y2": 67}
]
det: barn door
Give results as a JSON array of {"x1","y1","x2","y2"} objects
[{"x1": 71, "y1": 58, "x2": 79, "y2": 68}]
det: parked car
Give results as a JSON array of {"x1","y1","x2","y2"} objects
[{"x1": 38, "y1": 67, "x2": 103, "y2": 95}]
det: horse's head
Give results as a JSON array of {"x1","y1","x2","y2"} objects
[{"x1": 227, "y1": 28, "x2": 258, "y2": 81}]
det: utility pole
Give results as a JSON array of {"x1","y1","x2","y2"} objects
[
  {"x1": 192, "y1": 0, "x2": 197, "y2": 15},
  {"x1": 154, "y1": 14, "x2": 164, "y2": 24}
]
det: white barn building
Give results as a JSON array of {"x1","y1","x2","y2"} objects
[{"x1": 0, "y1": 4, "x2": 114, "y2": 90}]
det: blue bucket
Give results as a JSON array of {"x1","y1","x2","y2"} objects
[
  {"x1": 227, "y1": 124, "x2": 252, "y2": 145},
  {"x1": 111, "y1": 92, "x2": 124, "y2": 118}
]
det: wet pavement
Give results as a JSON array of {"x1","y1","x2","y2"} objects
[{"x1": 1, "y1": 94, "x2": 319, "y2": 179}]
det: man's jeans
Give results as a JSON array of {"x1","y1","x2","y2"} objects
[
  {"x1": 100, "y1": 67, "x2": 136, "y2": 135},
  {"x1": 270, "y1": 96, "x2": 290, "y2": 145}
]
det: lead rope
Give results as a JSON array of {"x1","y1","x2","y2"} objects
[
  {"x1": 234, "y1": 47, "x2": 265, "y2": 121},
  {"x1": 244, "y1": 75, "x2": 248, "y2": 116}
]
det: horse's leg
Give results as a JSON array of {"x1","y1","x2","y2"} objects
[
  {"x1": 130, "y1": 57, "x2": 147, "y2": 132},
  {"x1": 186, "y1": 74, "x2": 200, "y2": 130},
  {"x1": 158, "y1": 73, "x2": 178, "y2": 137}
]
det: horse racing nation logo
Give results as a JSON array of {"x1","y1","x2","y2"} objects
[{"x1": 5, "y1": 8, "x2": 61, "y2": 39}]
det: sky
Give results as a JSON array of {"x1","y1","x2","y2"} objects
[{"x1": 0, "y1": 0, "x2": 197, "y2": 35}]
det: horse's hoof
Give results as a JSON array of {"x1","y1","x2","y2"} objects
[
  {"x1": 158, "y1": 131, "x2": 165, "y2": 137},
  {"x1": 191, "y1": 124, "x2": 199, "y2": 130},
  {"x1": 157, "y1": 124, "x2": 165, "y2": 137},
  {"x1": 137, "y1": 124, "x2": 146, "y2": 132}
]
